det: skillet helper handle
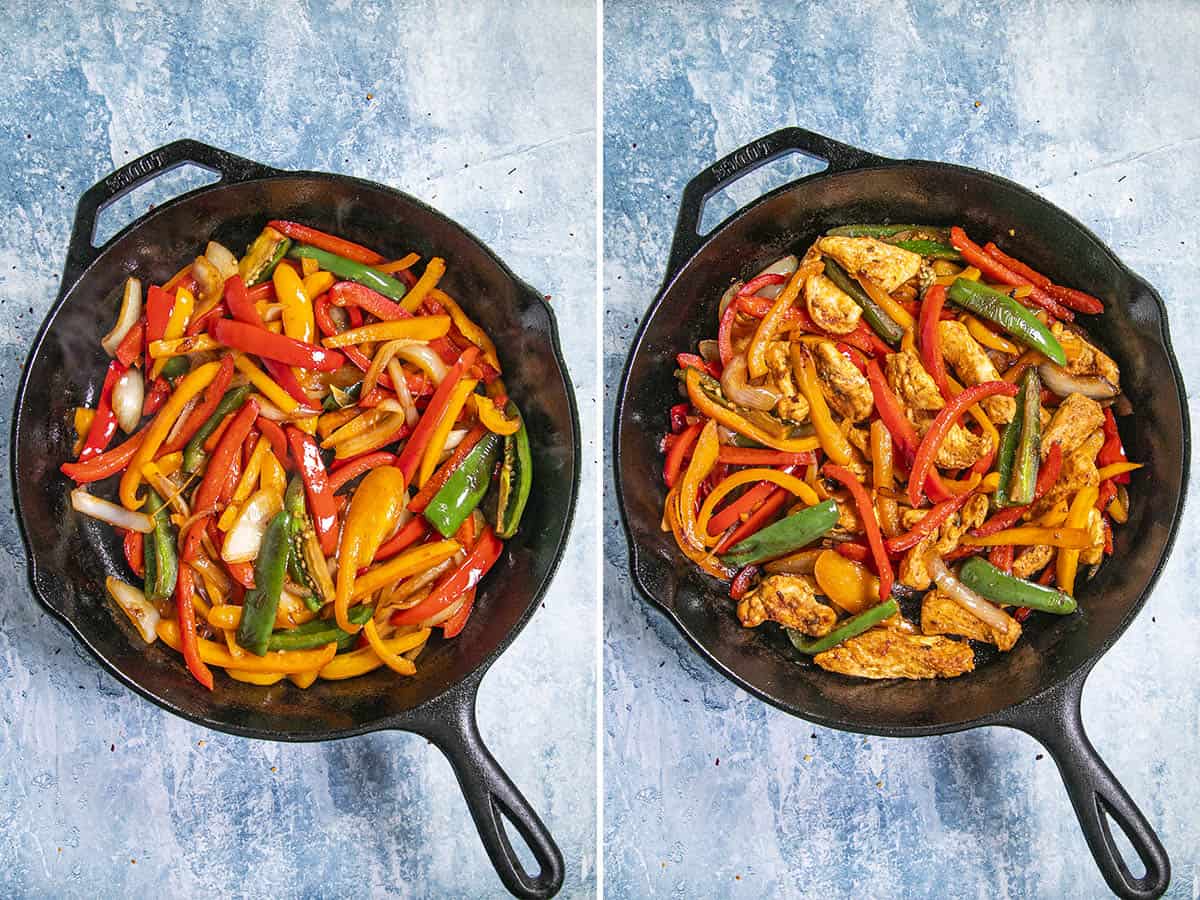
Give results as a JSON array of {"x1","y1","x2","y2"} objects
[
  {"x1": 664, "y1": 126, "x2": 889, "y2": 279},
  {"x1": 1008, "y1": 675, "x2": 1170, "y2": 899},
  {"x1": 63, "y1": 139, "x2": 280, "y2": 288},
  {"x1": 418, "y1": 681, "x2": 564, "y2": 899}
]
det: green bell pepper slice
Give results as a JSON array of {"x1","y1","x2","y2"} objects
[
  {"x1": 495, "y1": 402, "x2": 532, "y2": 539},
  {"x1": 142, "y1": 489, "x2": 177, "y2": 602},
  {"x1": 823, "y1": 258, "x2": 905, "y2": 345},
  {"x1": 236, "y1": 509, "x2": 292, "y2": 656},
  {"x1": 947, "y1": 278, "x2": 1067, "y2": 365},
  {"x1": 287, "y1": 244, "x2": 408, "y2": 304},
  {"x1": 1008, "y1": 368, "x2": 1042, "y2": 506},
  {"x1": 788, "y1": 598, "x2": 899, "y2": 655},
  {"x1": 959, "y1": 557, "x2": 1076, "y2": 615},
  {"x1": 424, "y1": 432, "x2": 503, "y2": 538},
  {"x1": 267, "y1": 605, "x2": 375, "y2": 652},
  {"x1": 182, "y1": 384, "x2": 254, "y2": 473},
  {"x1": 719, "y1": 499, "x2": 839, "y2": 568}
]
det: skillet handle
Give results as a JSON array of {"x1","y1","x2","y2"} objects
[
  {"x1": 415, "y1": 678, "x2": 565, "y2": 899},
  {"x1": 664, "y1": 127, "x2": 889, "y2": 280},
  {"x1": 1005, "y1": 674, "x2": 1170, "y2": 899},
  {"x1": 62, "y1": 139, "x2": 280, "y2": 289}
]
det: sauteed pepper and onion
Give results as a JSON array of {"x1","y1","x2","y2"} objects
[
  {"x1": 661, "y1": 225, "x2": 1137, "y2": 679},
  {"x1": 64, "y1": 221, "x2": 531, "y2": 690}
]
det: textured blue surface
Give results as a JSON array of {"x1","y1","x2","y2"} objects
[
  {"x1": 603, "y1": 2, "x2": 1198, "y2": 897},
  {"x1": 0, "y1": 2, "x2": 596, "y2": 897}
]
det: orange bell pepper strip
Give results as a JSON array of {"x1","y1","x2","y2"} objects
[
  {"x1": 320, "y1": 315, "x2": 451, "y2": 348},
  {"x1": 792, "y1": 345, "x2": 854, "y2": 466},
  {"x1": 399, "y1": 257, "x2": 446, "y2": 313},
  {"x1": 675, "y1": 419, "x2": 720, "y2": 551},
  {"x1": 823, "y1": 463, "x2": 893, "y2": 603},
  {"x1": 273, "y1": 263, "x2": 316, "y2": 344},
  {"x1": 416, "y1": 377, "x2": 479, "y2": 488},
  {"x1": 1057, "y1": 485, "x2": 1101, "y2": 594},
  {"x1": 684, "y1": 367, "x2": 820, "y2": 454},
  {"x1": 430, "y1": 288, "x2": 501, "y2": 371},
  {"x1": 696, "y1": 467, "x2": 819, "y2": 547},
  {"x1": 332, "y1": 467, "x2": 409, "y2": 633},
  {"x1": 746, "y1": 268, "x2": 804, "y2": 378}
]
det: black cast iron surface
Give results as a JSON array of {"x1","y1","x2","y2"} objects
[
  {"x1": 615, "y1": 127, "x2": 1187, "y2": 900},
  {"x1": 12, "y1": 140, "x2": 579, "y2": 900}
]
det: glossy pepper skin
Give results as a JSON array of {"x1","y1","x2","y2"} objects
[
  {"x1": 959, "y1": 557, "x2": 1076, "y2": 615},
  {"x1": 236, "y1": 509, "x2": 292, "y2": 656},
  {"x1": 947, "y1": 277, "x2": 1067, "y2": 365},
  {"x1": 424, "y1": 432, "x2": 502, "y2": 538},
  {"x1": 268, "y1": 604, "x2": 375, "y2": 652},
  {"x1": 1008, "y1": 368, "x2": 1042, "y2": 506},
  {"x1": 142, "y1": 489, "x2": 178, "y2": 601},
  {"x1": 495, "y1": 402, "x2": 532, "y2": 539},
  {"x1": 788, "y1": 598, "x2": 900, "y2": 654},
  {"x1": 182, "y1": 384, "x2": 253, "y2": 472},
  {"x1": 77, "y1": 359, "x2": 127, "y2": 461},
  {"x1": 992, "y1": 383, "x2": 1024, "y2": 509},
  {"x1": 333, "y1": 466, "x2": 409, "y2": 634},
  {"x1": 719, "y1": 499, "x2": 839, "y2": 568},
  {"x1": 391, "y1": 526, "x2": 504, "y2": 627},
  {"x1": 287, "y1": 427, "x2": 341, "y2": 556},
  {"x1": 287, "y1": 244, "x2": 409, "y2": 304},
  {"x1": 213, "y1": 318, "x2": 344, "y2": 372}
]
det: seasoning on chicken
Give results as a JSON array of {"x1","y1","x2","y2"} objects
[
  {"x1": 737, "y1": 575, "x2": 837, "y2": 635},
  {"x1": 805, "y1": 273, "x2": 862, "y2": 335},
  {"x1": 938, "y1": 320, "x2": 1016, "y2": 423},
  {"x1": 811, "y1": 341, "x2": 873, "y2": 422},
  {"x1": 921, "y1": 589, "x2": 1021, "y2": 651},
  {"x1": 898, "y1": 495, "x2": 989, "y2": 590},
  {"x1": 813, "y1": 628, "x2": 976, "y2": 679},
  {"x1": 763, "y1": 341, "x2": 811, "y2": 422},
  {"x1": 1051, "y1": 321, "x2": 1120, "y2": 388},
  {"x1": 1034, "y1": 430, "x2": 1104, "y2": 516},
  {"x1": 884, "y1": 350, "x2": 988, "y2": 469},
  {"x1": 816, "y1": 236, "x2": 922, "y2": 293},
  {"x1": 1012, "y1": 545, "x2": 1054, "y2": 579},
  {"x1": 1041, "y1": 392, "x2": 1105, "y2": 459}
]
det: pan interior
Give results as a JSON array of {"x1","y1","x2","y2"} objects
[
  {"x1": 16, "y1": 175, "x2": 578, "y2": 739},
  {"x1": 617, "y1": 162, "x2": 1185, "y2": 733}
]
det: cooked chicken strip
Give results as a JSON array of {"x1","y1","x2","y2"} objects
[
  {"x1": 737, "y1": 575, "x2": 836, "y2": 636},
  {"x1": 814, "y1": 628, "x2": 975, "y2": 679},
  {"x1": 1041, "y1": 393, "x2": 1105, "y2": 459},
  {"x1": 816, "y1": 236, "x2": 922, "y2": 293},
  {"x1": 897, "y1": 495, "x2": 989, "y2": 590},
  {"x1": 1080, "y1": 506, "x2": 1106, "y2": 566},
  {"x1": 884, "y1": 350, "x2": 944, "y2": 413},
  {"x1": 811, "y1": 341, "x2": 873, "y2": 422},
  {"x1": 921, "y1": 589, "x2": 1021, "y2": 651},
  {"x1": 1012, "y1": 544, "x2": 1054, "y2": 579},
  {"x1": 938, "y1": 320, "x2": 1016, "y2": 423},
  {"x1": 1051, "y1": 321, "x2": 1120, "y2": 389},
  {"x1": 764, "y1": 341, "x2": 811, "y2": 422},
  {"x1": 1032, "y1": 430, "x2": 1104, "y2": 516},
  {"x1": 805, "y1": 273, "x2": 861, "y2": 335}
]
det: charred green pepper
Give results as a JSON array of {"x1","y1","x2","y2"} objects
[
  {"x1": 889, "y1": 239, "x2": 962, "y2": 261},
  {"x1": 240, "y1": 227, "x2": 292, "y2": 286},
  {"x1": 142, "y1": 489, "x2": 177, "y2": 602},
  {"x1": 287, "y1": 244, "x2": 408, "y2": 303},
  {"x1": 992, "y1": 383, "x2": 1024, "y2": 509},
  {"x1": 947, "y1": 278, "x2": 1066, "y2": 365},
  {"x1": 284, "y1": 474, "x2": 334, "y2": 612},
  {"x1": 424, "y1": 432, "x2": 502, "y2": 538},
  {"x1": 235, "y1": 508, "x2": 291, "y2": 656},
  {"x1": 495, "y1": 403, "x2": 532, "y2": 539},
  {"x1": 182, "y1": 384, "x2": 253, "y2": 473},
  {"x1": 1008, "y1": 368, "x2": 1042, "y2": 506},
  {"x1": 788, "y1": 598, "x2": 899, "y2": 654},
  {"x1": 822, "y1": 258, "x2": 905, "y2": 345},
  {"x1": 267, "y1": 604, "x2": 375, "y2": 652},
  {"x1": 720, "y1": 499, "x2": 839, "y2": 568}
]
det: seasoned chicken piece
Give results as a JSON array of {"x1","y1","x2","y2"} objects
[
  {"x1": 805, "y1": 273, "x2": 861, "y2": 335},
  {"x1": 938, "y1": 320, "x2": 1016, "y2": 424},
  {"x1": 832, "y1": 492, "x2": 863, "y2": 536},
  {"x1": 775, "y1": 396, "x2": 811, "y2": 423},
  {"x1": 1033, "y1": 430, "x2": 1103, "y2": 516},
  {"x1": 885, "y1": 350, "x2": 944, "y2": 413},
  {"x1": 812, "y1": 341, "x2": 874, "y2": 422},
  {"x1": 817, "y1": 237, "x2": 923, "y2": 293},
  {"x1": 897, "y1": 495, "x2": 990, "y2": 590},
  {"x1": 921, "y1": 589, "x2": 1021, "y2": 651},
  {"x1": 899, "y1": 535, "x2": 937, "y2": 590},
  {"x1": 1041, "y1": 393, "x2": 1105, "y2": 459},
  {"x1": 737, "y1": 575, "x2": 837, "y2": 635},
  {"x1": 847, "y1": 424, "x2": 871, "y2": 458},
  {"x1": 912, "y1": 411, "x2": 990, "y2": 469},
  {"x1": 763, "y1": 341, "x2": 811, "y2": 423},
  {"x1": 1080, "y1": 507, "x2": 1106, "y2": 566},
  {"x1": 1051, "y1": 321, "x2": 1120, "y2": 389},
  {"x1": 1012, "y1": 544, "x2": 1054, "y2": 579},
  {"x1": 814, "y1": 628, "x2": 975, "y2": 679},
  {"x1": 960, "y1": 493, "x2": 990, "y2": 531}
]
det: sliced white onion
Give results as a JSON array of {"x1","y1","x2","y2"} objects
[
  {"x1": 720, "y1": 354, "x2": 780, "y2": 411},
  {"x1": 162, "y1": 394, "x2": 199, "y2": 448},
  {"x1": 751, "y1": 254, "x2": 799, "y2": 300},
  {"x1": 418, "y1": 596, "x2": 466, "y2": 629},
  {"x1": 1038, "y1": 362, "x2": 1119, "y2": 401},
  {"x1": 698, "y1": 340, "x2": 721, "y2": 363},
  {"x1": 71, "y1": 487, "x2": 154, "y2": 533},
  {"x1": 928, "y1": 552, "x2": 1015, "y2": 635},
  {"x1": 221, "y1": 489, "x2": 283, "y2": 563},
  {"x1": 111, "y1": 369, "x2": 145, "y2": 434},
  {"x1": 105, "y1": 576, "x2": 160, "y2": 643},
  {"x1": 393, "y1": 343, "x2": 449, "y2": 385},
  {"x1": 192, "y1": 255, "x2": 226, "y2": 307},
  {"x1": 204, "y1": 241, "x2": 239, "y2": 280},
  {"x1": 388, "y1": 359, "x2": 419, "y2": 426},
  {"x1": 101, "y1": 277, "x2": 142, "y2": 356},
  {"x1": 717, "y1": 280, "x2": 743, "y2": 319},
  {"x1": 260, "y1": 303, "x2": 286, "y2": 322},
  {"x1": 441, "y1": 429, "x2": 468, "y2": 455}
]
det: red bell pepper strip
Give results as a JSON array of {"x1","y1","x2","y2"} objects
[
  {"x1": 186, "y1": 301, "x2": 226, "y2": 336},
  {"x1": 835, "y1": 542, "x2": 872, "y2": 565},
  {"x1": 115, "y1": 318, "x2": 145, "y2": 367},
  {"x1": 390, "y1": 526, "x2": 504, "y2": 626},
  {"x1": 737, "y1": 294, "x2": 805, "y2": 325},
  {"x1": 370, "y1": 517, "x2": 429, "y2": 566},
  {"x1": 918, "y1": 284, "x2": 953, "y2": 401},
  {"x1": 242, "y1": 425, "x2": 260, "y2": 469},
  {"x1": 394, "y1": 347, "x2": 480, "y2": 483},
  {"x1": 329, "y1": 280, "x2": 407, "y2": 320},
  {"x1": 729, "y1": 565, "x2": 760, "y2": 600},
  {"x1": 213, "y1": 318, "x2": 343, "y2": 372},
  {"x1": 162, "y1": 355, "x2": 235, "y2": 454},
  {"x1": 145, "y1": 285, "x2": 174, "y2": 344},
  {"x1": 77, "y1": 360, "x2": 126, "y2": 461},
  {"x1": 60, "y1": 430, "x2": 146, "y2": 483},
  {"x1": 1038, "y1": 564, "x2": 1056, "y2": 586},
  {"x1": 973, "y1": 441, "x2": 1064, "y2": 537},
  {"x1": 669, "y1": 403, "x2": 690, "y2": 434},
  {"x1": 865, "y1": 360, "x2": 954, "y2": 502},
  {"x1": 123, "y1": 529, "x2": 145, "y2": 579},
  {"x1": 1099, "y1": 408, "x2": 1131, "y2": 484},
  {"x1": 1047, "y1": 284, "x2": 1104, "y2": 315},
  {"x1": 255, "y1": 416, "x2": 289, "y2": 466},
  {"x1": 824, "y1": 463, "x2": 894, "y2": 603},
  {"x1": 663, "y1": 422, "x2": 703, "y2": 489},
  {"x1": 224, "y1": 559, "x2": 256, "y2": 589},
  {"x1": 677, "y1": 352, "x2": 721, "y2": 378},
  {"x1": 225, "y1": 275, "x2": 318, "y2": 404},
  {"x1": 949, "y1": 228, "x2": 1074, "y2": 321},
  {"x1": 717, "y1": 301, "x2": 738, "y2": 367},
  {"x1": 1014, "y1": 605, "x2": 1032, "y2": 622},
  {"x1": 175, "y1": 566, "x2": 214, "y2": 690},
  {"x1": 883, "y1": 489, "x2": 974, "y2": 554},
  {"x1": 181, "y1": 397, "x2": 260, "y2": 560},
  {"x1": 715, "y1": 447, "x2": 816, "y2": 467},
  {"x1": 440, "y1": 587, "x2": 477, "y2": 638},
  {"x1": 714, "y1": 486, "x2": 791, "y2": 554},
  {"x1": 836, "y1": 342, "x2": 868, "y2": 374},
  {"x1": 224, "y1": 275, "x2": 260, "y2": 324},
  {"x1": 408, "y1": 423, "x2": 489, "y2": 513},
  {"x1": 141, "y1": 377, "x2": 171, "y2": 417},
  {"x1": 267, "y1": 220, "x2": 385, "y2": 265},
  {"x1": 738, "y1": 273, "x2": 788, "y2": 296},
  {"x1": 1096, "y1": 478, "x2": 1117, "y2": 515},
  {"x1": 247, "y1": 282, "x2": 275, "y2": 303},
  {"x1": 981, "y1": 242, "x2": 1104, "y2": 315},
  {"x1": 287, "y1": 426, "x2": 340, "y2": 555},
  {"x1": 707, "y1": 480, "x2": 777, "y2": 537},
  {"x1": 988, "y1": 544, "x2": 1015, "y2": 574},
  {"x1": 908, "y1": 381, "x2": 1018, "y2": 507},
  {"x1": 327, "y1": 451, "x2": 399, "y2": 493}
]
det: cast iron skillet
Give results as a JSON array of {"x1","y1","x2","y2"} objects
[
  {"x1": 615, "y1": 127, "x2": 1187, "y2": 899},
  {"x1": 13, "y1": 140, "x2": 579, "y2": 899}
]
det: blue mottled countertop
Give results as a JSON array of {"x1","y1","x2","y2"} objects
[
  {"x1": 603, "y1": 2, "x2": 1198, "y2": 897},
  {"x1": 0, "y1": 2, "x2": 596, "y2": 897}
]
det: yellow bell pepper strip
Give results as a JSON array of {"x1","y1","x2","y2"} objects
[
  {"x1": 417, "y1": 378, "x2": 479, "y2": 487},
  {"x1": 333, "y1": 467, "x2": 409, "y2": 633},
  {"x1": 399, "y1": 256, "x2": 446, "y2": 313},
  {"x1": 675, "y1": 419, "x2": 720, "y2": 551},
  {"x1": 747, "y1": 267, "x2": 804, "y2": 378},
  {"x1": 791, "y1": 345, "x2": 854, "y2": 466},
  {"x1": 318, "y1": 407, "x2": 360, "y2": 438},
  {"x1": 150, "y1": 286, "x2": 196, "y2": 378},
  {"x1": 963, "y1": 314, "x2": 1021, "y2": 354},
  {"x1": 232, "y1": 352, "x2": 299, "y2": 414},
  {"x1": 321, "y1": 408, "x2": 391, "y2": 449},
  {"x1": 1057, "y1": 485, "x2": 1100, "y2": 595},
  {"x1": 318, "y1": 629, "x2": 431, "y2": 680},
  {"x1": 156, "y1": 618, "x2": 337, "y2": 674},
  {"x1": 1036, "y1": 504, "x2": 1070, "y2": 527},
  {"x1": 288, "y1": 670, "x2": 320, "y2": 689},
  {"x1": 664, "y1": 486, "x2": 734, "y2": 580},
  {"x1": 73, "y1": 407, "x2": 96, "y2": 457},
  {"x1": 216, "y1": 437, "x2": 272, "y2": 530},
  {"x1": 226, "y1": 670, "x2": 286, "y2": 685},
  {"x1": 1096, "y1": 461, "x2": 1142, "y2": 481},
  {"x1": 363, "y1": 618, "x2": 417, "y2": 675},
  {"x1": 1108, "y1": 492, "x2": 1129, "y2": 524},
  {"x1": 978, "y1": 471, "x2": 1001, "y2": 493},
  {"x1": 473, "y1": 394, "x2": 521, "y2": 436},
  {"x1": 857, "y1": 275, "x2": 915, "y2": 330},
  {"x1": 351, "y1": 539, "x2": 462, "y2": 600},
  {"x1": 964, "y1": 525, "x2": 1093, "y2": 550},
  {"x1": 321, "y1": 315, "x2": 451, "y2": 348},
  {"x1": 430, "y1": 288, "x2": 501, "y2": 371},
  {"x1": 332, "y1": 412, "x2": 409, "y2": 460},
  {"x1": 697, "y1": 467, "x2": 821, "y2": 547},
  {"x1": 260, "y1": 448, "x2": 286, "y2": 497},
  {"x1": 298, "y1": 256, "x2": 319, "y2": 277},
  {"x1": 302, "y1": 270, "x2": 335, "y2": 300},
  {"x1": 376, "y1": 253, "x2": 421, "y2": 274},
  {"x1": 148, "y1": 334, "x2": 223, "y2": 359},
  {"x1": 684, "y1": 367, "x2": 821, "y2": 454},
  {"x1": 119, "y1": 361, "x2": 221, "y2": 509},
  {"x1": 273, "y1": 263, "x2": 316, "y2": 344},
  {"x1": 869, "y1": 420, "x2": 900, "y2": 538}
]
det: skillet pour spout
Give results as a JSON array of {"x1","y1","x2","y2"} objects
[
  {"x1": 13, "y1": 139, "x2": 579, "y2": 899},
  {"x1": 614, "y1": 126, "x2": 1187, "y2": 899}
]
